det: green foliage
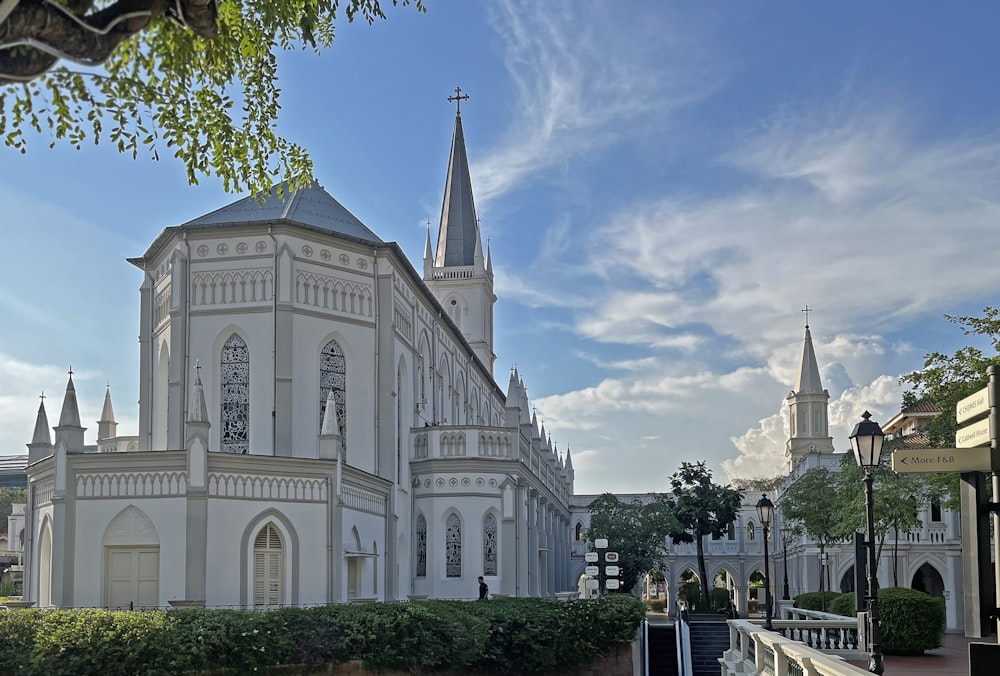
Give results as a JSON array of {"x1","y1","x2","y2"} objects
[
  {"x1": 878, "y1": 587, "x2": 945, "y2": 655},
  {"x1": 709, "y1": 587, "x2": 731, "y2": 612},
  {"x1": 901, "y1": 308, "x2": 1000, "y2": 449},
  {"x1": 587, "y1": 492, "x2": 677, "y2": 593},
  {"x1": 792, "y1": 591, "x2": 841, "y2": 613},
  {"x1": 667, "y1": 462, "x2": 742, "y2": 609},
  {"x1": 828, "y1": 593, "x2": 857, "y2": 618},
  {"x1": 780, "y1": 468, "x2": 848, "y2": 550},
  {"x1": 0, "y1": 597, "x2": 645, "y2": 675},
  {"x1": 1, "y1": 1, "x2": 426, "y2": 196},
  {"x1": 0, "y1": 488, "x2": 27, "y2": 534}
]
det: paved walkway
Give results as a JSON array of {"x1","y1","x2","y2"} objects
[{"x1": 849, "y1": 633, "x2": 994, "y2": 675}]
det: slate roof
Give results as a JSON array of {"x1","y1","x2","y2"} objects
[{"x1": 182, "y1": 178, "x2": 382, "y2": 244}]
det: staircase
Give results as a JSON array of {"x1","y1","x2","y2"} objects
[
  {"x1": 646, "y1": 623, "x2": 679, "y2": 676},
  {"x1": 688, "y1": 620, "x2": 730, "y2": 676}
]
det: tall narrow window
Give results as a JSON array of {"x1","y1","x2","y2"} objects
[
  {"x1": 727, "y1": 522, "x2": 736, "y2": 540},
  {"x1": 930, "y1": 498, "x2": 942, "y2": 522},
  {"x1": 445, "y1": 513, "x2": 462, "y2": 577},
  {"x1": 253, "y1": 524, "x2": 283, "y2": 607},
  {"x1": 575, "y1": 523, "x2": 584, "y2": 541},
  {"x1": 746, "y1": 522, "x2": 756, "y2": 541},
  {"x1": 483, "y1": 513, "x2": 498, "y2": 576},
  {"x1": 221, "y1": 334, "x2": 249, "y2": 454},
  {"x1": 415, "y1": 514, "x2": 427, "y2": 578},
  {"x1": 320, "y1": 339, "x2": 347, "y2": 443}
]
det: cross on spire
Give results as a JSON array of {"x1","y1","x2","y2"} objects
[
  {"x1": 39, "y1": 390, "x2": 45, "y2": 401},
  {"x1": 802, "y1": 304, "x2": 812, "y2": 327},
  {"x1": 447, "y1": 86, "x2": 470, "y2": 115}
]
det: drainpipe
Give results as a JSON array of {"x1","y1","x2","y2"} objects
[{"x1": 269, "y1": 226, "x2": 277, "y2": 456}]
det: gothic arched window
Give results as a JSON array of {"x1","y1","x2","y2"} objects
[
  {"x1": 320, "y1": 339, "x2": 347, "y2": 441},
  {"x1": 575, "y1": 523, "x2": 584, "y2": 541},
  {"x1": 415, "y1": 514, "x2": 427, "y2": 578},
  {"x1": 483, "y1": 513, "x2": 498, "y2": 576},
  {"x1": 221, "y1": 333, "x2": 249, "y2": 454},
  {"x1": 746, "y1": 522, "x2": 756, "y2": 541},
  {"x1": 445, "y1": 513, "x2": 462, "y2": 578}
]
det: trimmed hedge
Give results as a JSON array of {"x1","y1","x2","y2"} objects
[
  {"x1": 792, "y1": 591, "x2": 841, "y2": 612},
  {"x1": 0, "y1": 595, "x2": 645, "y2": 675},
  {"x1": 827, "y1": 592, "x2": 857, "y2": 618},
  {"x1": 878, "y1": 587, "x2": 944, "y2": 655}
]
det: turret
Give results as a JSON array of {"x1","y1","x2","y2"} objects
[
  {"x1": 186, "y1": 364, "x2": 211, "y2": 488},
  {"x1": 785, "y1": 316, "x2": 834, "y2": 467},
  {"x1": 54, "y1": 371, "x2": 86, "y2": 451},
  {"x1": 27, "y1": 395, "x2": 54, "y2": 463},
  {"x1": 319, "y1": 390, "x2": 344, "y2": 461},
  {"x1": 97, "y1": 385, "x2": 118, "y2": 441}
]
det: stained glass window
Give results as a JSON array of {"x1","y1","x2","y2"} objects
[
  {"x1": 445, "y1": 513, "x2": 461, "y2": 577},
  {"x1": 415, "y1": 514, "x2": 427, "y2": 578},
  {"x1": 221, "y1": 334, "x2": 249, "y2": 454},
  {"x1": 320, "y1": 340, "x2": 347, "y2": 443},
  {"x1": 483, "y1": 513, "x2": 497, "y2": 576}
]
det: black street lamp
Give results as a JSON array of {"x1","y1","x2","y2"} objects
[
  {"x1": 850, "y1": 410, "x2": 886, "y2": 675},
  {"x1": 756, "y1": 493, "x2": 774, "y2": 631},
  {"x1": 780, "y1": 527, "x2": 791, "y2": 601}
]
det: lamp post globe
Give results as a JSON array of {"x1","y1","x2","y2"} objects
[
  {"x1": 849, "y1": 411, "x2": 885, "y2": 675},
  {"x1": 756, "y1": 494, "x2": 774, "y2": 631}
]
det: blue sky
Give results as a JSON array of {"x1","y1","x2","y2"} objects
[{"x1": 3, "y1": 1, "x2": 1000, "y2": 493}]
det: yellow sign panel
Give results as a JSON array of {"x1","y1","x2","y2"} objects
[
  {"x1": 892, "y1": 448, "x2": 993, "y2": 473},
  {"x1": 956, "y1": 386, "x2": 990, "y2": 424},
  {"x1": 956, "y1": 418, "x2": 991, "y2": 448}
]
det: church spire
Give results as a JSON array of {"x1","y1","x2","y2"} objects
[
  {"x1": 785, "y1": 311, "x2": 833, "y2": 467},
  {"x1": 435, "y1": 92, "x2": 480, "y2": 268},
  {"x1": 97, "y1": 384, "x2": 118, "y2": 441},
  {"x1": 794, "y1": 323, "x2": 824, "y2": 395}
]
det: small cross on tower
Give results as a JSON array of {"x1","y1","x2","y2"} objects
[
  {"x1": 802, "y1": 304, "x2": 812, "y2": 328},
  {"x1": 447, "y1": 86, "x2": 470, "y2": 114}
]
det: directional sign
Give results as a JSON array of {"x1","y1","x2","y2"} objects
[
  {"x1": 585, "y1": 579, "x2": 600, "y2": 590},
  {"x1": 605, "y1": 579, "x2": 620, "y2": 590},
  {"x1": 957, "y1": 386, "x2": 990, "y2": 424},
  {"x1": 585, "y1": 565, "x2": 599, "y2": 576},
  {"x1": 605, "y1": 565, "x2": 620, "y2": 576},
  {"x1": 584, "y1": 552, "x2": 599, "y2": 563},
  {"x1": 956, "y1": 418, "x2": 991, "y2": 448},
  {"x1": 892, "y1": 448, "x2": 993, "y2": 473},
  {"x1": 594, "y1": 538, "x2": 609, "y2": 549},
  {"x1": 605, "y1": 552, "x2": 619, "y2": 563}
]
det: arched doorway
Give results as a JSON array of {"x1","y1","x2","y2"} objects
[
  {"x1": 840, "y1": 565, "x2": 855, "y2": 593},
  {"x1": 912, "y1": 563, "x2": 944, "y2": 598},
  {"x1": 678, "y1": 568, "x2": 702, "y2": 611}
]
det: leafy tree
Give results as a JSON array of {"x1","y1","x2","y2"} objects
[
  {"x1": 779, "y1": 467, "x2": 848, "y2": 595},
  {"x1": 731, "y1": 475, "x2": 785, "y2": 493},
  {"x1": 835, "y1": 454, "x2": 934, "y2": 587},
  {"x1": 901, "y1": 307, "x2": 1000, "y2": 450},
  {"x1": 586, "y1": 493, "x2": 677, "y2": 595},
  {"x1": 0, "y1": 487, "x2": 28, "y2": 535},
  {"x1": 1, "y1": 0, "x2": 425, "y2": 194},
  {"x1": 666, "y1": 462, "x2": 742, "y2": 610}
]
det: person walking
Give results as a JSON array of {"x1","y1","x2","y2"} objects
[{"x1": 478, "y1": 576, "x2": 489, "y2": 600}]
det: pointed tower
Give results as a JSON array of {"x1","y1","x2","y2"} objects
[
  {"x1": 186, "y1": 364, "x2": 211, "y2": 490},
  {"x1": 27, "y1": 395, "x2": 54, "y2": 463},
  {"x1": 54, "y1": 371, "x2": 87, "y2": 451},
  {"x1": 97, "y1": 385, "x2": 118, "y2": 441},
  {"x1": 785, "y1": 318, "x2": 834, "y2": 469},
  {"x1": 424, "y1": 89, "x2": 497, "y2": 374}
]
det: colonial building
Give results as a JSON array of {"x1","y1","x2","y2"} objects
[
  {"x1": 21, "y1": 106, "x2": 576, "y2": 609},
  {"x1": 569, "y1": 322, "x2": 963, "y2": 629}
]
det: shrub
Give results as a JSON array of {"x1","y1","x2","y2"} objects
[
  {"x1": 0, "y1": 597, "x2": 646, "y2": 675},
  {"x1": 878, "y1": 587, "x2": 944, "y2": 655},
  {"x1": 709, "y1": 587, "x2": 731, "y2": 612},
  {"x1": 828, "y1": 592, "x2": 857, "y2": 618},
  {"x1": 793, "y1": 591, "x2": 841, "y2": 612}
]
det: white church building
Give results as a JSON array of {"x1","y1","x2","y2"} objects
[{"x1": 21, "y1": 107, "x2": 578, "y2": 609}]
